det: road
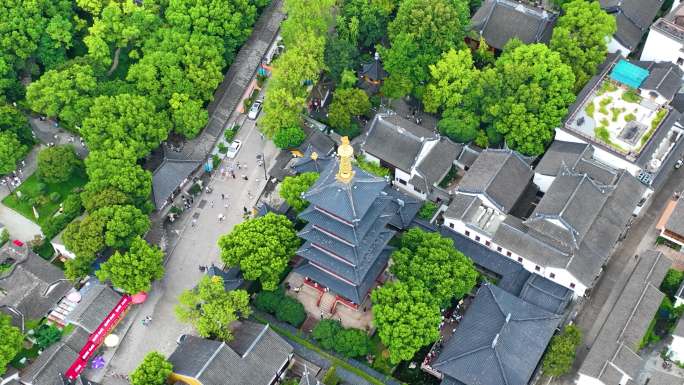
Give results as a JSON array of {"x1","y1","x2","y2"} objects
[
  {"x1": 102, "y1": 114, "x2": 277, "y2": 384},
  {"x1": 553, "y1": 167, "x2": 684, "y2": 384}
]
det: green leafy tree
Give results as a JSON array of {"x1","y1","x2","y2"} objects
[
  {"x1": 341, "y1": 0, "x2": 392, "y2": 48},
  {"x1": 253, "y1": 288, "x2": 285, "y2": 314},
  {"x1": 542, "y1": 325, "x2": 582, "y2": 376},
  {"x1": 81, "y1": 187, "x2": 132, "y2": 213},
  {"x1": 35, "y1": 324, "x2": 62, "y2": 349},
  {"x1": 382, "y1": 0, "x2": 469, "y2": 96},
  {"x1": 482, "y1": 44, "x2": 575, "y2": 156},
  {"x1": 381, "y1": 73, "x2": 412, "y2": 100},
  {"x1": 96, "y1": 205, "x2": 151, "y2": 249},
  {"x1": 275, "y1": 296, "x2": 306, "y2": 327},
  {"x1": 324, "y1": 35, "x2": 359, "y2": 83},
  {"x1": 0, "y1": 314, "x2": 23, "y2": 375},
  {"x1": 372, "y1": 281, "x2": 441, "y2": 364},
  {"x1": 474, "y1": 37, "x2": 495, "y2": 69},
  {"x1": 169, "y1": 93, "x2": 208, "y2": 138},
  {"x1": 0, "y1": 131, "x2": 27, "y2": 175},
  {"x1": 83, "y1": 147, "x2": 152, "y2": 209},
  {"x1": 37, "y1": 145, "x2": 81, "y2": 183},
  {"x1": 335, "y1": 328, "x2": 371, "y2": 358},
  {"x1": 97, "y1": 236, "x2": 164, "y2": 294},
  {"x1": 218, "y1": 213, "x2": 299, "y2": 290},
  {"x1": 176, "y1": 276, "x2": 251, "y2": 341},
  {"x1": 260, "y1": 87, "x2": 305, "y2": 138},
  {"x1": 82, "y1": 94, "x2": 171, "y2": 159},
  {"x1": 130, "y1": 351, "x2": 173, "y2": 385},
  {"x1": 312, "y1": 319, "x2": 342, "y2": 350},
  {"x1": 661, "y1": 269, "x2": 684, "y2": 300},
  {"x1": 62, "y1": 213, "x2": 107, "y2": 259},
  {"x1": 65, "y1": 254, "x2": 96, "y2": 281},
  {"x1": 76, "y1": 0, "x2": 107, "y2": 14},
  {"x1": 0, "y1": 104, "x2": 34, "y2": 146},
  {"x1": 550, "y1": 0, "x2": 616, "y2": 91},
  {"x1": 391, "y1": 228, "x2": 478, "y2": 307},
  {"x1": 328, "y1": 88, "x2": 370, "y2": 130},
  {"x1": 423, "y1": 49, "x2": 478, "y2": 113},
  {"x1": 26, "y1": 63, "x2": 97, "y2": 130},
  {"x1": 280, "y1": 172, "x2": 319, "y2": 212},
  {"x1": 273, "y1": 126, "x2": 306, "y2": 149}
]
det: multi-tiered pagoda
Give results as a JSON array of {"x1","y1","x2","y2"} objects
[{"x1": 293, "y1": 137, "x2": 397, "y2": 309}]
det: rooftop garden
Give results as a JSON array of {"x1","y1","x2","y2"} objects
[{"x1": 573, "y1": 79, "x2": 668, "y2": 154}]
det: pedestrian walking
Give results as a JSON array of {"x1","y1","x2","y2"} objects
[
  {"x1": 191, "y1": 219, "x2": 197, "y2": 227},
  {"x1": 231, "y1": 171, "x2": 236, "y2": 179},
  {"x1": 224, "y1": 202, "x2": 229, "y2": 209},
  {"x1": 242, "y1": 175, "x2": 248, "y2": 180},
  {"x1": 210, "y1": 201, "x2": 214, "y2": 208},
  {"x1": 243, "y1": 206, "x2": 248, "y2": 213},
  {"x1": 236, "y1": 161, "x2": 241, "y2": 169},
  {"x1": 221, "y1": 193, "x2": 225, "y2": 200}
]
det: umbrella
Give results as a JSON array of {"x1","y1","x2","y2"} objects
[
  {"x1": 67, "y1": 292, "x2": 82, "y2": 303},
  {"x1": 131, "y1": 292, "x2": 148, "y2": 304},
  {"x1": 104, "y1": 334, "x2": 120, "y2": 347},
  {"x1": 91, "y1": 356, "x2": 105, "y2": 369}
]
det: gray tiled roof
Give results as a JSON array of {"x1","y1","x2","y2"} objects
[
  {"x1": 151, "y1": 158, "x2": 202, "y2": 209},
  {"x1": 384, "y1": 186, "x2": 421, "y2": 230},
  {"x1": 674, "y1": 316, "x2": 684, "y2": 337},
  {"x1": 457, "y1": 149, "x2": 533, "y2": 213},
  {"x1": 535, "y1": 141, "x2": 592, "y2": 176},
  {"x1": 579, "y1": 250, "x2": 669, "y2": 379},
  {"x1": 169, "y1": 323, "x2": 293, "y2": 385},
  {"x1": 21, "y1": 342, "x2": 78, "y2": 385},
  {"x1": 573, "y1": 158, "x2": 618, "y2": 185},
  {"x1": 518, "y1": 274, "x2": 573, "y2": 315},
  {"x1": 636, "y1": 61, "x2": 684, "y2": 101},
  {"x1": 362, "y1": 113, "x2": 437, "y2": 172},
  {"x1": 360, "y1": 59, "x2": 387, "y2": 82},
  {"x1": 0, "y1": 245, "x2": 71, "y2": 325},
  {"x1": 445, "y1": 195, "x2": 480, "y2": 221},
  {"x1": 457, "y1": 145, "x2": 482, "y2": 169},
  {"x1": 414, "y1": 138, "x2": 462, "y2": 191},
  {"x1": 433, "y1": 284, "x2": 561, "y2": 385},
  {"x1": 666, "y1": 197, "x2": 684, "y2": 236},
  {"x1": 471, "y1": 0, "x2": 557, "y2": 50},
  {"x1": 649, "y1": 370, "x2": 684, "y2": 385},
  {"x1": 292, "y1": 145, "x2": 333, "y2": 174},
  {"x1": 65, "y1": 282, "x2": 121, "y2": 334},
  {"x1": 600, "y1": 0, "x2": 664, "y2": 50}
]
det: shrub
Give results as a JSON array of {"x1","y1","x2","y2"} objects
[
  {"x1": 599, "y1": 118, "x2": 609, "y2": 127},
  {"x1": 312, "y1": 319, "x2": 343, "y2": 350},
  {"x1": 542, "y1": 325, "x2": 582, "y2": 376},
  {"x1": 611, "y1": 107, "x2": 623, "y2": 122},
  {"x1": 652, "y1": 109, "x2": 668, "y2": 130},
  {"x1": 254, "y1": 288, "x2": 285, "y2": 314},
  {"x1": 224, "y1": 128, "x2": 237, "y2": 142},
  {"x1": 418, "y1": 201, "x2": 438, "y2": 220},
  {"x1": 584, "y1": 102, "x2": 595, "y2": 118},
  {"x1": 188, "y1": 183, "x2": 201, "y2": 196},
  {"x1": 218, "y1": 142, "x2": 228, "y2": 154},
  {"x1": 35, "y1": 324, "x2": 62, "y2": 349},
  {"x1": 49, "y1": 192, "x2": 61, "y2": 202},
  {"x1": 333, "y1": 122, "x2": 361, "y2": 139},
  {"x1": 595, "y1": 126, "x2": 611, "y2": 143},
  {"x1": 212, "y1": 155, "x2": 221, "y2": 169},
  {"x1": 323, "y1": 366, "x2": 340, "y2": 385},
  {"x1": 335, "y1": 328, "x2": 371, "y2": 358},
  {"x1": 356, "y1": 156, "x2": 389, "y2": 178},
  {"x1": 598, "y1": 97, "x2": 612, "y2": 114},
  {"x1": 275, "y1": 296, "x2": 306, "y2": 327},
  {"x1": 624, "y1": 113, "x2": 636, "y2": 122},
  {"x1": 660, "y1": 269, "x2": 684, "y2": 300},
  {"x1": 622, "y1": 89, "x2": 641, "y2": 103},
  {"x1": 35, "y1": 182, "x2": 47, "y2": 193},
  {"x1": 273, "y1": 126, "x2": 306, "y2": 149},
  {"x1": 597, "y1": 81, "x2": 617, "y2": 95},
  {"x1": 0, "y1": 229, "x2": 8, "y2": 247}
]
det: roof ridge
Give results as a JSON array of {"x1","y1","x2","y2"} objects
[
  {"x1": 196, "y1": 341, "x2": 225, "y2": 378},
  {"x1": 493, "y1": 345, "x2": 510, "y2": 385},
  {"x1": 242, "y1": 323, "x2": 270, "y2": 358},
  {"x1": 616, "y1": 282, "x2": 654, "y2": 343}
]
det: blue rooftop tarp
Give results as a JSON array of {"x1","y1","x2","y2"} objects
[{"x1": 610, "y1": 60, "x2": 649, "y2": 89}]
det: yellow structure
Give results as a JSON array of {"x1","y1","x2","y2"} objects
[{"x1": 336, "y1": 136, "x2": 355, "y2": 183}]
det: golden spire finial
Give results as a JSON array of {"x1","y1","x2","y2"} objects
[
  {"x1": 311, "y1": 151, "x2": 318, "y2": 161},
  {"x1": 336, "y1": 136, "x2": 354, "y2": 183}
]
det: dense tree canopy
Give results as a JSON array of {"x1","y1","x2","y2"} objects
[
  {"x1": 550, "y1": 0, "x2": 616, "y2": 91},
  {"x1": 0, "y1": 314, "x2": 23, "y2": 376},
  {"x1": 37, "y1": 145, "x2": 81, "y2": 183},
  {"x1": 391, "y1": 228, "x2": 478, "y2": 307},
  {"x1": 542, "y1": 325, "x2": 582, "y2": 376},
  {"x1": 372, "y1": 281, "x2": 441, "y2": 364},
  {"x1": 279, "y1": 172, "x2": 319, "y2": 212},
  {"x1": 97, "y1": 236, "x2": 164, "y2": 294},
  {"x1": 328, "y1": 88, "x2": 370, "y2": 131},
  {"x1": 0, "y1": 104, "x2": 33, "y2": 146},
  {"x1": 83, "y1": 147, "x2": 152, "y2": 209},
  {"x1": 382, "y1": 0, "x2": 469, "y2": 97},
  {"x1": 423, "y1": 49, "x2": 478, "y2": 113},
  {"x1": 62, "y1": 212, "x2": 107, "y2": 259},
  {"x1": 482, "y1": 44, "x2": 575, "y2": 156},
  {"x1": 96, "y1": 204, "x2": 151, "y2": 249},
  {"x1": 82, "y1": 94, "x2": 170, "y2": 158},
  {"x1": 0, "y1": 131, "x2": 27, "y2": 175},
  {"x1": 130, "y1": 351, "x2": 173, "y2": 385},
  {"x1": 218, "y1": 213, "x2": 299, "y2": 290},
  {"x1": 26, "y1": 63, "x2": 98, "y2": 130},
  {"x1": 341, "y1": 0, "x2": 393, "y2": 48},
  {"x1": 176, "y1": 276, "x2": 251, "y2": 341},
  {"x1": 273, "y1": 126, "x2": 306, "y2": 149}
]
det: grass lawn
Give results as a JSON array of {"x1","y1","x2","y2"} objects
[{"x1": 2, "y1": 172, "x2": 87, "y2": 227}]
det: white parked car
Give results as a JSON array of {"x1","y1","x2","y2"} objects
[
  {"x1": 225, "y1": 140, "x2": 242, "y2": 159},
  {"x1": 247, "y1": 100, "x2": 263, "y2": 120}
]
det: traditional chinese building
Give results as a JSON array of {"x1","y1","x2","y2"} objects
[{"x1": 293, "y1": 137, "x2": 398, "y2": 313}]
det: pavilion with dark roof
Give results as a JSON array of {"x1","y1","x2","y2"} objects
[{"x1": 432, "y1": 283, "x2": 561, "y2": 385}]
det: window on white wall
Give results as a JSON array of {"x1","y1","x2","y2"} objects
[
  {"x1": 449, "y1": 223, "x2": 454, "y2": 229},
  {"x1": 550, "y1": 273, "x2": 556, "y2": 278},
  {"x1": 570, "y1": 283, "x2": 576, "y2": 289},
  {"x1": 465, "y1": 230, "x2": 470, "y2": 237},
  {"x1": 517, "y1": 257, "x2": 523, "y2": 263},
  {"x1": 397, "y1": 179, "x2": 407, "y2": 185},
  {"x1": 496, "y1": 246, "x2": 502, "y2": 252}
]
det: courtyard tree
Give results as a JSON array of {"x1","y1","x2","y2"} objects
[
  {"x1": 328, "y1": 88, "x2": 370, "y2": 131},
  {"x1": 169, "y1": 93, "x2": 208, "y2": 139},
  {"x1": 62, "y1": 213, "x2": 107, "y2": 259},
  {"x1": 0, "y1": 104, "x2": 34, "y2": 146},
  {"x1": 279, "y1": 172, "x2": 319, "y2": 212},
  {"x1": 550, "y1": 0, "x2": 616, "y2": 91},
  {"x1": 273, "y1": 126, "x2": 306, "y2": 149},
  {"x1": 260, "y1": 87, "x2": 305, "y2": 138},
  {"x1": 371, "y1": 281, "x2": 441, "y2": 364},
  {"x1": 96, "y1": 204, "x2": 151, "y2": 249},
  {"x1": 542, "y1": 325, "x2": 582, "y2": 376},
  {"x1": 0, "y1": 314, "x2": 22, "y2": 376},
  {"x1": 175, "y1": 276, "x2": 251, "y2": 341},
  {"x1": 37, "y1": 145, "x2": 81, "y2": 183},
  {"x1": 382, "y1": 0, "x2": 469, "y2": 96},
  {"x1": 423, "y1": 49, "x2": 479, "y2": 113},
  {"x1": 97, "y1": 236, "x2": 164, "y2": 294},
  {"x1": 341, "y1": 0, "x2": 393, "y2": 48},
  {"x1": 218, "y1": 213, "x2": 299, "y2": 290},
  {"x1": 65, "y1": 254, "x2": 97, "y2": 281},
  {"x1": 130, "y1": 351, "x2": 173, "y2": 385},
  {"x1": 83, "y1": 148, "x2": 152, "y2": 210},
  {"x1": 81, "y1": 94, "x2": 171, "y2": 159},
  {"x1": 26, "y1": 63, "x2": 98, "y2": 130},
  {"x1": 312, "y1": 319, "x2": 343, "y2": 350},
  {"x1": 482, "y1": 44, "x2": 575, "y2": 156},
  {"x1": 391, "y1": 228, "x2": 478, "y2": 307},
  {"x1": 0, "y1": 131, "x2": 27, "y2": 175}
]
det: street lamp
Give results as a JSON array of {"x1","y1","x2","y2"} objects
[{"x1": 256, "y1": 154, "x2": 267, "y2": 180}]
